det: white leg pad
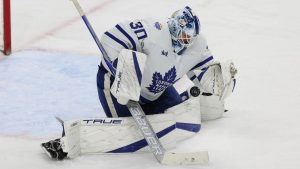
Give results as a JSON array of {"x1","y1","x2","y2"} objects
[{"x1": 60, "y1": 97, "x2": 201, "y2": 158}]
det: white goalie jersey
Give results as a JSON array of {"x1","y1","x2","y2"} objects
[{"x1": 100, "y1": 18, "x2": 216, "y2": 102}]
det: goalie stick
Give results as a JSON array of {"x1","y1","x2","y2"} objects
[{"x1": 69, "y1": 0, "x2": 209, "y2": 165}]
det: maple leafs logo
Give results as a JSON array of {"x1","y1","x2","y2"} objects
[{"x1": 147, "y1": 66, "x2": 177, "y2": 94}]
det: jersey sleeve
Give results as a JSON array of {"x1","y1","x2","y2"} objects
[
  {"x1": 100, "y1": 20, "x2": 145, "y2": 74},
  {"x1": 186, "y1": 34, "x2": 215, "y2": 86}
]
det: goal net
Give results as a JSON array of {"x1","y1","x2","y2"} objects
[{"x1": 0, "y1": 0, "x2": 11, "y2": 55}]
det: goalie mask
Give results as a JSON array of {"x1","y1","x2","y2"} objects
[{"x1": 168, "y1": 6, "x2": 200, "y2": 55}]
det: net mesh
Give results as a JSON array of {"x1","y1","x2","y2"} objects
[{"x1": 0, "y1": 0, "x2": 4, "y2": 51}]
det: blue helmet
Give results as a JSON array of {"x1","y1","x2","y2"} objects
[{"x1": 167, "y1": 6, "x2": 200, "y2": 55}]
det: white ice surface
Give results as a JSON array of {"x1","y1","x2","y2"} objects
[{"x1": 1, "y1": 0, "x2": 300, "y2": 169}]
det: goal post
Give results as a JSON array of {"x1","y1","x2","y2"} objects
[{"x1": 0, "y1": 0, "x2": 11, "y2": 55}]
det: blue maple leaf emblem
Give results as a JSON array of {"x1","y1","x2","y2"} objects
[{"x1": 147, "y1": 66, "x2": 177, "y2": 94}]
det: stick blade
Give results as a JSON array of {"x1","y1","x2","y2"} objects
[{"x1": 161, "y1": 151, "x2": 209, "y2": 165}]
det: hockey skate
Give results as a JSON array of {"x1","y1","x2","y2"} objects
[{"x1": 41, "y1": 139, "x2": 68, "y2": 160}]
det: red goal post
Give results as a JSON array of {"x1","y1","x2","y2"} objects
[{"x1": 0, "y1": 0, "x2": 11, "y2": 55}]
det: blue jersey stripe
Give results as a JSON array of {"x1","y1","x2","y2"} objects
[
  {"x1": 104, "y1": 32, "x2": 129, "y2": 49},
  {"x1": 190, "y1": 75, "x2": 197, "y2": 81},
  {"x1": 190, "y1": 56, "x2": 214, "y2": 71},
  {"x1": 115, "y1": 24, "x2": 137, "y2": 51},
  {"x1": 132, "y1": 52, "x2": 142, "y2": 85},
  {"x1": 197, "y1": 72, "x2": 205, "y2": 82},
  {"x1": 189, "y1": 68, "x2": 207, "y2": 82},
  {"x1": 197, "y1": 67, "x2": 208, "y2": 82}
]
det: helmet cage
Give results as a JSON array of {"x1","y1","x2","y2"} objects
[{"x1": 170, "y1": 6, "x2": 200, "y2": 52}]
